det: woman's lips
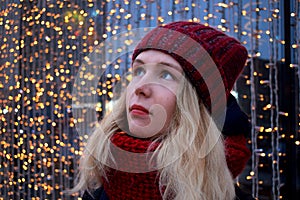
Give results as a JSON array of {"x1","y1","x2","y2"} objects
[{"x1": 129, "y1": 104, "x2": 149, "y2": 116}]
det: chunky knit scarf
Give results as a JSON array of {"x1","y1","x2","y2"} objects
[
  {"x1": 101, "y1": 132, "x2": 250, "y2": 200},
  {"x1": 101, "y1": 132, "x2": 163, "y2": 200}
]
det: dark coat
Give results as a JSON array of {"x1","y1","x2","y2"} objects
[
  {"x1": 82, "y1": 187, "x2": 108, "y2": 200},
  {"x1": 82, "y1": 185, "x2": 255, "y2": 200},
  {"x1": 222, "y1": 94, "x2": 251, "y2": 137}
]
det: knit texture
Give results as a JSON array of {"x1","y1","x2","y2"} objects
[
  {"x1": 224, "y1": 134, "x2": 251, "y2": 178},
  {"x1": 132, "y1": 21, "x2": 248, "y2": 112},
  {"x1": 102, "y1": 132, "x2": 251, "y2": 199},
  {"x1": 102, "y1": 132, "x2": 162, "y2": 200}
]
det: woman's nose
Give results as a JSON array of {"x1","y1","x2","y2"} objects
[{"x1": 134, "y1": 83, "x2": 152, "y2": 97}]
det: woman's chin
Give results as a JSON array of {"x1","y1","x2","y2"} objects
[{"x1": 128, "y1": 125, "x2": 162, "y2": 139}]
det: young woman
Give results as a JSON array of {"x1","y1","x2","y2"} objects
[{"x1": 72, "y1": 21, "x2": 252, "y2": 200}]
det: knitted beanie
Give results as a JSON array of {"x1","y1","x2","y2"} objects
[{"x1": 132, "y1": 21, "x2": 248, "y2": 114}]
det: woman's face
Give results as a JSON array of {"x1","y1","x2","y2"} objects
[{"x1": 126, "y1": 50, "x2": 183, "y2": 138}]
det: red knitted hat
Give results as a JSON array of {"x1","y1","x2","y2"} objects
[{"x1": 132, "y1": 21, "x2": 248, "y2": 113}]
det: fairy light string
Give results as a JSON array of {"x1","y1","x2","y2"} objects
[
  {"x1": 268, "y1": 0, "x2": 281, "y2": 199},
  {"x1": 298, "y1": 0, "x2": 300, "y2": 142},
  {"x1": 292, "y1": 0, "x2": 300, "y2": 138},
  {"x1": 248, "y1": 0, "x2": 259, "y2": 198}
]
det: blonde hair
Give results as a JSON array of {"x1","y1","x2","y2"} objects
[{"x1": 71, "y1": 78, "x2": 235, "y2": 200}]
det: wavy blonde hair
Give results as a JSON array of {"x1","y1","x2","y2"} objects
[{"x1": 71, "y1": 77, "x2": 235, "y2": 200}]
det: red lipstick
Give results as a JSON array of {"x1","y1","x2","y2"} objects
[{"x1": 130, "y1": 104, "x2": 149, "y2": 116}]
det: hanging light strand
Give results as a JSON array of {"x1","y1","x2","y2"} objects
[
  {"x1": 248, "y1": 0, "x2": 259, "y2": 198},
  {"x1": 294, "y1": 0, "x2": 300, "y2": 138},
  {"x1": 268, "y1": 0, "x2": 281, "y2": 199}
]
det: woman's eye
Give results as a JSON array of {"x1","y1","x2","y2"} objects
[
  {"x1": 133, "y1": 67, "x2": 145, "y2": 77},
  {"x1": 161, "y1": 71, "x2": 174, "y2": 80}
]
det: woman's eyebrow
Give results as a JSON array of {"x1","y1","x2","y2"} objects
[
  {"x1": 132, "y1": 59, "x2": 144, "y2": 65},
  {"x1": 158, "y1": 62, "x2": 182, "y2": 72},
  {"x1": 132, "y1": 59, "x2": 182, "y2": 72}
]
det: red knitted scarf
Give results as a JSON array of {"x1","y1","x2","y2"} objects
[
  {"x1": 101, "y1": 132, "x2": 250, "y2": 199},
  {"x1": 102, "y1": 132, "x2": 163, "y2": 200}
]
